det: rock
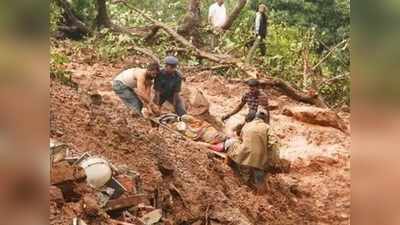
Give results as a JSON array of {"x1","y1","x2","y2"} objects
[
  {"x1": 80, "y1": 89, "x2": 103, "y2": 108},
  {"x1": 51, "y1": 161, "x2": 86, "y2": 185},
  {"x1": 282, "y1": 106, "x2": 348, "y2": 132},
  {"x1": 267, "y1": 100, "x2": 279, "y2": 111},
  {"x1": 104, "y1": 194, "x2": 150, "y2": 212},
  {"x1": 49, "y1": 185, "x2": 64, "y2": 206},
  {"x1": 140, "y1": 209, "x2": 162, "y2": 225},
  {"x1": 192, "y1": 221, "x2": 202, "y2": 225},
  {"x1": 50, "y1": 138, "x2": 68, "y2": 163},
  {"x1": 82, "y1": 194, "x2": 100, "y2": 216}
]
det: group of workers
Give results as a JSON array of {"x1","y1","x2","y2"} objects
[
  {"x1": 111, "y1": 1, "x2": 278, "y2": 193},
  {"x1": 209, "y1": 0, "x2": 269, "y2": 55},
  {"x1": 112, "y1": 55, "x2": 283, "y2": 192}
]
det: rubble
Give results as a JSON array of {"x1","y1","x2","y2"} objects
[
  {"x1": 50, "y1": 138, "x2": 68, "y2": 164},
  {"x1": 50, "y1": 57, "x2": 350, "y2": 225},
  {"x1": 49, "y1": 185, "x2": 64, "y2": 206},
  {"x1": 49, "y1": 146, "x2": 166, "y2": 225},
  {"x1": 140, "y1": 209, "x2": 162, "y2": 225},
  {"x1": 105, "y1": 194, "x2": 150, "y2": 212},
  {"x1": 51, "y1": 161, "x2": 86, "y2": 185}
]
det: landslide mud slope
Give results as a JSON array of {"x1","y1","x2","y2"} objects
[{"x1": 50, "y1": 43, "x2": 350, "y2": 225}]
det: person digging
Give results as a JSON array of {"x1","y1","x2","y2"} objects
[
  {"x1": 221, "y1": 79, "x2": 269, "y2": 135},
  {"x1": 152, "y1": 56, "x2": 187, "y2": 116},
  {"x1": 112, "y1": 62, "x2": 161, "y2": 117}
]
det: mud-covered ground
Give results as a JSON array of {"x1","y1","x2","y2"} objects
[{"x1": 50, "y1": 41, "x2": 350, "y2": 225}]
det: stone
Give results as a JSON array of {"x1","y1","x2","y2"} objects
[
  {"x1": 104, "y1": 194, "x2": 150, "y2": 212},
  {"x1": 140, "y1": 209, "x2": 162, "y2": 225},
  {"x1": 282, "y1": 106, "x2": 348, "y2": 132},
  {"x1": 51, "y1": 161, "x2": 86, "y2": 185},
  {"x1": 49, "y1": 185, "x2": 64, "y2": 206},
  {"x1": 82, "y1": 194, "x2": 101, "y2": 216}
]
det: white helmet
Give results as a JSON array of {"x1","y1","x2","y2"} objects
[{"x1": 79, "y1": 156, "x2": 112, "y2": 188}]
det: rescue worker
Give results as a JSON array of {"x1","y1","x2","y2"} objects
[
  {"x1": 222, "y1": 79, "x2": 269, "y2": 136},
  {"x1": 153, "y1": 56, "x2": 187, "y2": 116},
  {"x1": 221, "y1": 79, "x2": 269, "y2": 122},
  {"x1": 225, "y1": 111, "x2": 271, "y2": 191},
  {"x1": 112, "y1": 62, "x2": 160, "y2": 117}
]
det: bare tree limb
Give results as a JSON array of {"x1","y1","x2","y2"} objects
[
  {"x1": 115, "y1": 1, "x2": 328, "y2": 108},
  {"x1": 312, "y1": 39, "x2": 348, "y2": 70},
  {"x1": 221, "y1": 0, "x2": 248, "y2": 31},
  {"x1": 317, "y1": 74, "x2": 347, "y2": 90},
  {"x1": 128, "y1": 46, "x2": 160, "y2": 63}
]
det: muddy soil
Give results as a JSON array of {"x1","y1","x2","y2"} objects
[{"x1": 50, "y1": 41, "x2": 350, "y2": 225}]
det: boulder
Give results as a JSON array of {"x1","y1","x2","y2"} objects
[{"x1": 282, "y1": 106, "x2": 348, "y2": 132}]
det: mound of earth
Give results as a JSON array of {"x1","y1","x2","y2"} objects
[{"x1": 50, "y1": 41, "x2": 350, "y2": 225}]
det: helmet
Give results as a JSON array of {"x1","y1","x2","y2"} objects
[{"x1": 79, "y1": 156, "x2": 112, "y2": 188}]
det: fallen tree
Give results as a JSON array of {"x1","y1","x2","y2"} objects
[{"x1": 114, "y1": 1, "x2": 328, "y2": 108}]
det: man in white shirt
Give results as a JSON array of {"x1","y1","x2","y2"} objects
[
  {"x1": 208, "y1": 0, "x2": 227, "y2": 49},
  {"x1": 208, "y1": 0, "x2": 227, "y2": 29}
]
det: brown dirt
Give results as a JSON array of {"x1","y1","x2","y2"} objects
[{"x1": 50, "y1": 41, "x2": 350, "y2": 225}]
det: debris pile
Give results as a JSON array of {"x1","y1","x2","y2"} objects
[
  {"x1": 50, "y1": 50, "x2": 350, "y2": 225},
  {"x1": 50, "y1": 141, "x2": 167, "y2": 225}
]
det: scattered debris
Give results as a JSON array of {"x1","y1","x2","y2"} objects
[
  {"x1": 72, "y1": 217, "x2": 88, "y2": 225},
  {"x1": 50, "y1": 138, "x2": 68, "y2": 164},
  {"x1": 105, "y1": 194, "x2": 150, "y2": 212},
  {"x1": 49, "y1": 185, "x2": 64, "y2": 206},
  {"x1": 51, "y1": 161, "x2": 86, "y2": 185},
  {"x1": 140, "y1": 209, "x2": 162, "y2": 225}
]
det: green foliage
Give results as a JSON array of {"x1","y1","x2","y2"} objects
[
  {"x1": 50, "y1": 0, "x2": 63, "y2": 33},
  {"x1": 70, "y1": 0, "x2": 97, "y2": 25},
  {"x1": 50, "y1": 0, "x2": 350, "y2": 107},
  {"x1": 50, "y1": 44, "x2": 78, "y2": 89}
]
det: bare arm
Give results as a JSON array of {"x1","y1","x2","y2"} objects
[
  {"x1": 135, "y1": 78, "x2": 151, "y2": 104},
  {"x1": 153, "y1": 90, "x2": 160, "y2": 106},
  {"x1": 222, "y1": 101, "x2": 245, "y2": 121}
]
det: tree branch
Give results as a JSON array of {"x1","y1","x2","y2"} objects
[
  {"x1": 312, "y1": 39, "x2": 348, "y2": 70},
  {"x1": 115, "y1": 1, "x2": 328, "y2": 108},
  {"x1": 221, "y1": 0, "x2": 248, "y2": 31},
  {"x1": 128, "y1": 46, "x2": 159, "y2": 63}
]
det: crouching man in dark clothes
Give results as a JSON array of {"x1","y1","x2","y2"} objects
[{"x1": 153, "y1": 56, "x2": 187, "y2": 116}]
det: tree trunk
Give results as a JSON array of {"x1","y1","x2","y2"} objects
[
  {"x1": 302, "y1": 47, "x2": 310, "y2": 90},
  {"x1": 96, "y1": 0, "x2": 114, "y2": 28},
  {"x1": 245, "y1": 37, "x2": 260, "y2": 64},
  {"x1": 221, "y1": 0, "x2": 247, "y2": 31},
  {"x1": 56, "y1": 0, "x2": 91, "y2": 37},
  {"x1": 177, "y1": 0, "x2": 202, "y2": 46}
]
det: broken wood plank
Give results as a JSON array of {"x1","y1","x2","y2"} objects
[{"x1": 104, "y1": 194, "x2": 150, "y2": 211}]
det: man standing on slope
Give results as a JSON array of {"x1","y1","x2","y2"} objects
[{"x1": 208, "y1": 0, "x2": 227, "y2": 50}]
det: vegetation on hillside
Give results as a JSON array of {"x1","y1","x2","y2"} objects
[{"x1": 50, "y1": 0, "x2": 350, "y2": 108}]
